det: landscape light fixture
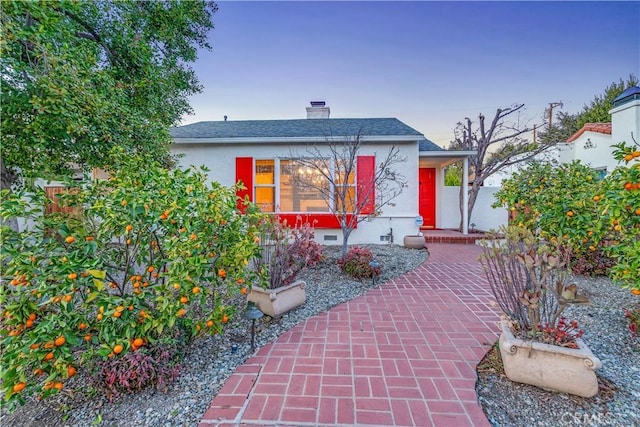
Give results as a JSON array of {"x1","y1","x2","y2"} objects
[
  {"x1": 369, "y1": 260, "x2": 381, "y2": 286},
  {"x1": 244, "y1": 301, "x2": 264, "y2": 351}
]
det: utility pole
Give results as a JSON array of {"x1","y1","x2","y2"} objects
[{"x1": 547, "y1": 102, "x2": 563, "y2": 128}]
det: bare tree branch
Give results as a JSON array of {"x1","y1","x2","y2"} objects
[
  {"x1": 289, "y1": 130, "x2": 407, "y2": 255},
  {"x1": 450, "y1": 104, "x2": 556, "y2": 230}
]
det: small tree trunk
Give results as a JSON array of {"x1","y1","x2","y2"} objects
[
  {"x1": 0, "y1": 155, "x2": 19, "y2": 232},
  {"x1": 466, "y1": 182, "x2": 480, "y2": 229}
]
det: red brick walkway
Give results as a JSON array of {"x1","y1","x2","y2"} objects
[{"x1": 200, "y1": 244, "x2": 499, "y2": 427}]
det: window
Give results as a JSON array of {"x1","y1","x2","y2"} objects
[
  {"x1": 280, "y1": 159, "x2": 330, "y2": 212},
  {"x1": 236, "y1": 155, "x2": 374, "y2": 218},
  {"x1": 255, "y1": 160, "x2": 275, "y2": 212}
]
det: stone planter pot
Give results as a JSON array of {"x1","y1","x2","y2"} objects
[
  {"x1": 403, "y1": 235, "x2": 426, "y2": 249},
  {"x1": 247, "y1": 280, "x2": 306, "y2": 318},
  {"x1": 498, "y1": 320, "x2": 602, "y2": 397}
]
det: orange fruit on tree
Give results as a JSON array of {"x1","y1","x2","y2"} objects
[
  {"x1": 33, "y1": 368, "x2": 44, "y2": 376},
  {"x1": 68, "y1": 272, "x2": 78, "y2": 280},
  {"x1": 125, "y1": 224, "x2": 133, "y2": 233},
  {"x1": 121, "y1": 199, "x2": 127, "y2": 206},
  {"x1": 26, "y1": 319, "x2": 34, "y2": 328},
  {"x1": 12, "y1": 382, "x2": 26, "y2": 393},
  {"x1": 29, "y1": 343, "x2": 40, "y2": 350},
  {"x1": 147, "y1": 266, "x2": 155, "y2": 273},
  {"x1": 44, "y1": 341, "x2": 55, "y2": 349},
  {"x1": 54, "y1": 336, "x2": 66, "y2": 346},
  {"x1": 566, "y1": 211, "x2": 574, "y2": 217},
  {"x1": 84, "y1": 334, "x2": 92, "y2": 341},
  {"x1": 218, "y1": 268, "x2": 226, "y2": 278},
  {"x1": 63, "y1": 294, "x2": 72, "y2": 303},
  {"x1": 222, "y1": 314, "x2": 229, "y2": 323},
  {"x1": 133, "y1": 338, "x2": 144, "y2": 347},
  {"x1": 635, "y1": 208, "x2": 640, "y2": 215},
  {"x1": 67, "y1": 366, "x2": 77, "y2": 378},
  {"x1": 180, "y1": 296, "x2": 188, "y2": 304},
  {"x1": 173, "y1": 283, "x2": 181, "y2": 290},
  {"x1": 78, "y1": 323, "x2": 87, "y2": 330},
  {"x1": 113, "y1": 311, "x2": 122, "y2": 318},
  {"x1": 97, "y1": 313, "x2": 103, "y2": 321},
  {"x1": 190, "y1": 234, "x2": 197, "y2": 240},
  {"x1": 240, "y1": 287, "x2": 247, "y2": 295},
  {"x1": 53, "y1": 382, "x2": 63, "y2": 391},
  {"x1": 28, "y1": 313, "x2": 37, "y2": 321},
  {"x1": 85, "y1": 236, "x2": 94, "y2": 241},
  {"x1": 631, "y1": 289, "x2": 640, "y2": 296},
  {"x1": 192, "y1": 287, "x2": 200, "y2": 294},
  {"x1": 44, "y1": 352, "x2": 54, "y2": 361},
  {"x1": 113, "y1": 344, "x2": 124, "y2": 354},
  {"x1": 176, "y1": 308, "x2": 186, "y2": 317},
  {"x1": 116, "y1": 305, "x2": 125, "y2": 312},
  {"x1": 624, "y1": 182, "x2": 633, "y2": 190},
  {"x1": 65, "y1": 236, "x2": 75, "y2": 244},
  {"x1": 624, "y1": 154, "x2": 634, "y2": 162},
  {"x1": 206, "y1": 320, "x2": 214, "y2": 327}
]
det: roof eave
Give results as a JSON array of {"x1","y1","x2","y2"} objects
[
  {"x1": 172, "y1": 135, "x2": 424, "y2": 144},
  {"x1": 419, "y1": 150, "x2": 477, "y2": 157}
]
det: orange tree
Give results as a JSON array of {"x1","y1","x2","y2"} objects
[
  {"x1": 596, "y1": 142, "x2": 640, "y2": 287},
  {"x1": 0, "y1": 149, "x2": 265, "y2": 408},
  {"x1": 494, "y1": 145, "x2": 639, "y2": 290}
]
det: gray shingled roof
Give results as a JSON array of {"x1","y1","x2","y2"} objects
[
  {"x1": 170, "y1": 118, "x2": 424, "y2": 139},
  {"x1": 419, "y1": 138, "x2": 444, "y2": 152}
]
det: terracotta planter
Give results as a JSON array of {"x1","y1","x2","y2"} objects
[
  {"x1": 247, "y1": 280, "x2": 306, "y2": 318},
  {"x1": 498, "y1": 320, "x2": 601, "y2": 397},
  {"x1": 403, "y1": 235, "x2": 426, "y2": 249}
]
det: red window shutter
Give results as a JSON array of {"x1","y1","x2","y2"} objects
[
  {"x1": 235, "y1": 157, "x2": 253, "y2": 212},
  {"x1": 357, "y1": 155, "x2": 375, "y2": 215}
]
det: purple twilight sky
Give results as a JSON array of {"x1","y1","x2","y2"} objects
[{"x1": 184, "y1": 1, "x2": 640, "y2": 147}]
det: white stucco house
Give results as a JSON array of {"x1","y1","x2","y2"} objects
[
  {"x1": 484, "y1": 86, "x2": 640, "y2": 187},
  {"x1": 170, "y1": 102, "x2": 476, "y2": 245}
]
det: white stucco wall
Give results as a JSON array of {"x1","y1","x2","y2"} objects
[
  {"x1": 440, "y1": 186, "x2": 508, "y2": 232},
  {"x1": 570, "y1": 132, "x2": 616, "y2": 174},
  {"x1": 171, "y1": 141, "x2": 420, "y2": 246},
  {"x1": 611, "y1": 99, "x2": 640, "y2": 158}
]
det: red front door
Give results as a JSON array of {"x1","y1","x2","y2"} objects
[{"x1": 419, "y1": 168, "x2": 436, "y2": 228}]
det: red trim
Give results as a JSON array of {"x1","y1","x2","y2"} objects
[
  {"x1": 357, "y1": 155, "x2": 375, "y2": 215},
  {"x1": 275, "y1": 213, "x2": 356, "y2": 229},
  {"x1": 235, "y1": 157, "x2": 253, "y2": 212}
]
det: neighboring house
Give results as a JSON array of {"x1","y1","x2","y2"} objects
[
  {"x1": 485, "y1": 86, "x2": 640, "y2": 187},
  {"x1": 170, "y1": 102, "x2": 476, "y2": 245}
]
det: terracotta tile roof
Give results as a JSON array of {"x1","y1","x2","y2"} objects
[{"x1": 567, "y1": 123, "x2": 612, "y2": 142}]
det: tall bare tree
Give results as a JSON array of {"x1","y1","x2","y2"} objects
[
  {"x1": 451, "y1": 104, "x2": 556, "y2": 231},
  {"x1": 291, "y1": 132, "x2": 407, "y2": 256}
]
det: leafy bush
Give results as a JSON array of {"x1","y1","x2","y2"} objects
[
  {"x1": 570, "y1": 248, "x2": 616, "y2": 277},
  {"x1": 0, "y1": 148, "x2": 265, "y2": 409},
  {"x1": 494, "y1": 142, "x2": 640, "y2": 290},
  {"x1": 337, "y1": 247, "x2": 381, "y2": 280},
  {"x1": 253, "y1": 218, "x2": 323, "y2": 288},
  {"x1": 624, "y1": 305, "x2": 640, "y2": 340}
]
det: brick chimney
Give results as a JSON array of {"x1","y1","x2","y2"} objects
[{"x1": 306, "y1": 101, "x2": 330, "y2": 119}]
